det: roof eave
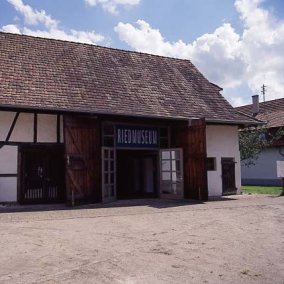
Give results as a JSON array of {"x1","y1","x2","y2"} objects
[
  {"x1": 0, "y1": 104, "x2": 191, "y2": 121},
  {"x1": 205, "y1": 118, "x2": 265, "y2": 127}
]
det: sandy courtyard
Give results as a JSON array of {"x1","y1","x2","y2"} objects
[{"x1": 0, "y1": 195, "x2": 283, "y2": 284}]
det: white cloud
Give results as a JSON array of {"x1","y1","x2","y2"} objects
[
  {"x1": 115, "y1": 20, "x2": 245, "y2": 89},
  {"x1": 7, "y1": 0, "x2": 58, "y2": 29},
  {"x1": 20, "y1": 28, "x2": 105, "y2": 44},
  {"x1": 1, "y1": 24, "x2": 21, "y2": 34},
  {"x1": 85, "y1": 0, "x2": 140, "y2": 14},
  {"x1": 2, "y1": 0, "x2": 105, "y2": 45},
  {"x1": 115, "y1": 0, "x2": 284, "y2": 105},
  {"x1": 235, "y1": 0, "x2": 284, "y2": 101}
]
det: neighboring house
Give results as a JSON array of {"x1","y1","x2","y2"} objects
[
  {"x1": 0, "y1": 32, "x2": 258, "y2": 205},
  {"x1": 236, "y1": 96, "x2": 284, "y2": 186}
]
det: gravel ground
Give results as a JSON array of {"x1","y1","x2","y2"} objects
[{"x1": 0, "y1": 195, "x2": 283, "y2": 284}]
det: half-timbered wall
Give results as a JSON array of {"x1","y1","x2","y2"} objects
[
  {"x1": 206, "y1": 125, "x2": 241, "y2": 197},
  {"x1": 0, "y1": 110, "x2": 63, "y2": 202}
]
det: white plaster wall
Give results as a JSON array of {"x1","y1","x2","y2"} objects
[
  {"x1": 0, "y1": 146, "x2": 18, "y2": 202},
  {"x1": 10, "y1": 113, "x2": 34, "y2": 142},
  {"x1": 206, "y1": 125, "x2": 241, "y2": 197},
  {"x1": 0, "y1": 111, "x2": 15, "y2": 141},
  {"x1": 0, "y1": 178, "x2": 17, "y2": 202},
  {"x1": 37, "y1": 114, "x2": 57, "y2": 143},
  {"x1": 0, "y1": 145, "x2": 18, "y2": 173},
  {"x1": 241, "y1": 147, "x2": 284, "y2": 184}
]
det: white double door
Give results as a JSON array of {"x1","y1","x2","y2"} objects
[{"x1": 102, "y1": 147, "x2": 183, "y2": 203}]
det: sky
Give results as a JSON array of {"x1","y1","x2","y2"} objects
[{"x1": 0, "y1": 0, "x2": 284, "y2": 107}]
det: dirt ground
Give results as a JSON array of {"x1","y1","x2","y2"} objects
[{"x1": 0, "y1": 195, "x2": 283, "y2": 284}]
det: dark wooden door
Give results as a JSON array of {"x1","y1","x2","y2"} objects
[
  {"x1": 172, "y1": 119, "x2": 208, "y2": 200},
  {"x1": 221, "y1": 158, "x2": 236, "y2": 195},
  {"x1": 20, "y1": 146, "x2": 65, "y2": 204},
  {"x1": 64, "y1": 115, "x2": 101, "y2": 204}
]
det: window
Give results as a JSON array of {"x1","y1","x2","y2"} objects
[
  {"x1": 207, "y1": 157, "x2": 216, "y2": 171},
  {"x1": 103, "y1": 124, "x2": 115, "y2": 147}
]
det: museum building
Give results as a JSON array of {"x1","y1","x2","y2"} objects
[{"x1": 0, "y1": 32, "x2": 258, "y2": 204}]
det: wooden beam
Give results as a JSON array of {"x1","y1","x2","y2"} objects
[
  {"x1": 34, "y1": 113, "x2": 37, "y2": 143},
  {"x1": 57, "y1": 114, "x2": 61, "y2": 143},
  {"x1": 0, "y1": 173, "x2": 18, "y2": 177}
]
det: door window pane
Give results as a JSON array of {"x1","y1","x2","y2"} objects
[
  {"x1": 162, "y1": 160, "x2": 171, "y2": 171},
  {"x1": 104, "y1": 160, "x2": 108, "y2": 171},
  {"x1": 173, "y1": 150, "x2": 180, "y2": 160},
  {"x1": 162, "y1": 151, "x2": 170, "y2": 159},
  {"x1": 104, "y1": 173, "x2": 109, "y2": 184},
  {"x1": 110, "y1": 160, "x2": 114, "y2": 171},
  {"x1": 171, "y1": 160, "x2": 176, "y2": 171},
  {"x1": 104, "y1": 185, "x2": 109, "y2": 197},
  {"x1": 162, "y1": 172, "x2": 171, "y2": 181},
  {"x1": 172, "y1": 172, "x2": 177, "y2": 182},
  {"x1": 110, "y1": 173, "x2": 114, "y2": 184},
  {"x1": 172, "y1": 183, "x2": 177, "y2": 194}
]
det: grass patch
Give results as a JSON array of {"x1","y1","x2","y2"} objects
[{"x1": 242, "y1": 186, "x2": 282, "y2": 195}]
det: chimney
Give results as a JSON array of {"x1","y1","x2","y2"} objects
[{"x1": 252, "y1": 95, "x2": 259, "y2": 115}]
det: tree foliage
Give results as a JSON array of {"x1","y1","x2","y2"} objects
[{"x1": 239, "y1": 127, "x2": 284, "y2": 167}]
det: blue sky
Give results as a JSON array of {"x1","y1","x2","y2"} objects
[{"x1": 1, "y1": 0, "x2": 284, "y2": 106}]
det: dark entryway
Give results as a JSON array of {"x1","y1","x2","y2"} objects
[
  {"x1": 117, "y1": 150, "x2": 158, "y2": 199},
  {"x1": 19, "y1": 145, "x2": 65, "y2": 204},
  {"x1": 221, "y1": 158, "x2": 237, "y2": 195}
]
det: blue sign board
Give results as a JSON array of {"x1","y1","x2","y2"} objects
[{"x1": 116, "y1": 125, "x2": 159, "y2": 148}]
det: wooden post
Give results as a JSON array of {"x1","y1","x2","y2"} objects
[{"x1": 281, "y1": 178, "x2": 284, "y2": 196}]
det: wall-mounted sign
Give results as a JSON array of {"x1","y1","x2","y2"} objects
[{"x1": 116, "y1": 125, "x2": 159, "y2": 148}]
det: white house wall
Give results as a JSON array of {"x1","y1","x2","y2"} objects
[
  {"x1": 10, "y1": 113, "x2": 34, "y2": 142},
  {"x1": 241, "y1": 147, "x2": 284, "y2": 186},
  {"x1": 0, "y1": 111, "x2": 16, "y2": 141},
  {"x1": 37, "y1": 114, "x2": 57, "y2": 143},
  {"x1": 206, "y1": 125, "x2": 241, "y2": 197},
  {"x1": 0, "y1": 145, "x2": 18, "y2": 202}
]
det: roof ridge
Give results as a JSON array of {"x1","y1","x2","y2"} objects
[
  {"x1": 236, "y1": 97, "x2": 284, "y2": 108},
  {"x1": 0, "y1": 31, "x2": 196, "y2": 64}
]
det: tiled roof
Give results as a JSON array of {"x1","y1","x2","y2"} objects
[
  {"x1": 236, "y1": 98, "x2": 284, "y2": 128},
  {"x1": 0, "y1": 32, "x2": 257, "y2": 124}
]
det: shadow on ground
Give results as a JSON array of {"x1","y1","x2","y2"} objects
[{"x1": 0, "y1": 196, "x2": 240, "y2": 214}]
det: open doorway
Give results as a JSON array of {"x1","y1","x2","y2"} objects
[
  {"x1": 221, "y1": 158, "x2": 237, "y2": 195},
  {"x1": 116, "y1": 150, "x2": 158, "y2": 199},
  {"x1": 19, "y1": 145, "x2": 65, "y2": 204}
]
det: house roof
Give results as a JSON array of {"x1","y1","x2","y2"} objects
[
  {"x1": 235, "y1": 98, "x2": 284, "y2": 128},
  {"x1": 0, "y1": 32, "x2": 257, "y2": 125}
]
